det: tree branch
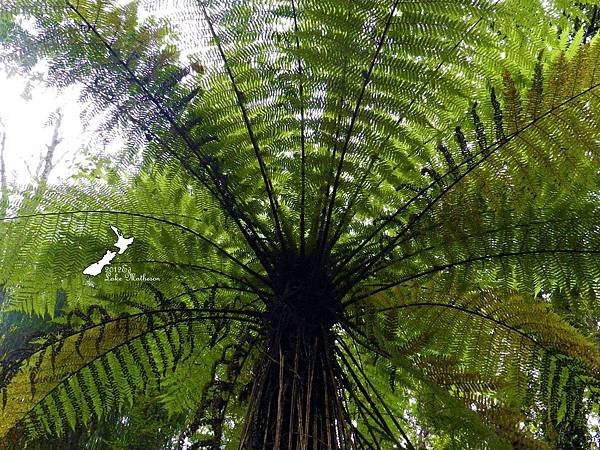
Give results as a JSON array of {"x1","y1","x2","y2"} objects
[
  {"x1": 0, "y1": 121, "x2": 7, "y2": 216},
  {"x1": 37, "y1": 109, "x2": 63, "y2": 185}
]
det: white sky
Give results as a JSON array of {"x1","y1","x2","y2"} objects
[
  {"x1": 0, "y1": 1, "x2": 185, "y2": 190},
  {"x1": 0, "y1": 70, "x2": 103, "y2": 187}
]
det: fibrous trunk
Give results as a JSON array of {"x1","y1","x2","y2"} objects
[{"x1": 240, "y1": 304, "x2": 354, "y2": 449}]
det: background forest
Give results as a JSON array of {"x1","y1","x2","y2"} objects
[{"x1": 0, "y1": 0, "x2": 600, "y2": 449}]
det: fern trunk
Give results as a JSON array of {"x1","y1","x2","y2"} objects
[{"x1": 241, "y1": 291, "x2": 353, "y2": 449}]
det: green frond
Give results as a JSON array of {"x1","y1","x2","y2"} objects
[
  {"x1": 0, "y1": 306, "x2": 258, "y2": 439},
  {"x1": 0, "y1": 0, "x2": 599, "y2": 447},
  {"x1": 355, "y1": 286, "x2": 600, "y2": 447}
]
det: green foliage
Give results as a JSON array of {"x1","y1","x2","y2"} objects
[{"x1": 0, "y1": 0, "x2": 599, "y2": 448}]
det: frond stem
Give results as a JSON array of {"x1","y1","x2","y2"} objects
[
  {"x1": 337, "y1": 78, "x2": 600, "y2": 283},
  {"x1": 0, "y1": 209, "x2": 269, "y2": 285},
  {"x1": 346, "y1": 248, "x2": 600, "y2": 306},
  {"x1": 197, "y1": 1, "x2": 287, "y2": 250}
]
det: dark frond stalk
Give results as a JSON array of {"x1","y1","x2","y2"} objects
[
  {"x1": 0, "y1": 209, "x2": 269, "y2": 285},
  {"x1": 337, "y1": 78, "x2": 600, "y2": 288},
  {"x1": 348, "y1": 248, "x2": 600, "y2": 304},
  {"x1": 338, "y1": 317, "x2": 389, "y2": 359},
  {"x1": 325, "y1": 10, "x2": 493, "y2": 259},
  {"x1": 328, "y1": 156, "x2": 376, "y2": 251},
  {"x1": 117, "y1": 259, "x2": 268, "y2": 297},
  {"x1": 291, "y1": 0, "x2": 307, "y2": 258},
  {"x1": 323, "y1": 11, "x2": 492, "y2": 264},
  {"x1": 331, "y1": 10, "x2": 507, "y2": 275},
  {"x1": 343, "y1": 215, "x2": 588, "y2": 294},
  {"x1": 196, "y1": 1, "x2": 287, "y2": 251},
  {"x1": 347, "y1": 301, "x2": 552, "y2": 353},
  {"x1": 319, "y1": 0, "x2": 401, "y2": 261},
  {"x1": 241, "y1": 319, "x2": 353, "y2": 449},
  {"x1": 66, "y1": 1, "x2": 276, "y2": 272},
  {"x1": 336, "y1": 346, "x2": 415, "y2": 450},
  {"x1": 312, "y1": 17, "x2": 354, "y2": 253},
  {"x1": 6, "y1": 311, "x2": 262, "y2": 436},
  {"x1": 20, "y1": 306, "x2": 262, "y2": 364},
  {"x1": 313, "y1": 93, "x2": 345, "y2": 255},
  {"x1": 105, "y1": 99, "x2": 276, "y2": 275},
  {"x1": 65, "y1": 2, "x2": 198, "y2": 162}
]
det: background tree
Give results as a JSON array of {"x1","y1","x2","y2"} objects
[
  {"x1": 0, "y1": 0, "x2": 599, "y2": 448},
  {"x1": 0, "y1": 119, "x2": 8, "y2": 217}
]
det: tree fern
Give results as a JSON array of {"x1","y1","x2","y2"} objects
[{"x1": 0, "y1": 0, "x2": 599, "y2": 448}]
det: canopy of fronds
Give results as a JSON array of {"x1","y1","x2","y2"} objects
[{"x1": 0, "y1": 0, "x2": 599, "y2": 448}]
